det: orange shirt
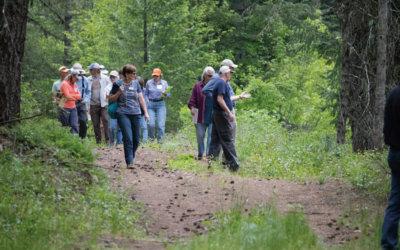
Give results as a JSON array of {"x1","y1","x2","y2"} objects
[{"x1": 60, "y1": 80, "x2": 81, "y2": 109}]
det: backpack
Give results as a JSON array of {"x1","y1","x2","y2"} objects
[{"x1": 108, "y1": 80, "x2": 122, "y2": 119}]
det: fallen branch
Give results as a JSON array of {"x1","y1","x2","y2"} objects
[{"x1": 0, "y1": 113, "x2": 43, "y2": 125}]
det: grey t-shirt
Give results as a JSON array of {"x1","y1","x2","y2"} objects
[{"x1": 90, "y1": 77, "x2": 101, "y2": 106}]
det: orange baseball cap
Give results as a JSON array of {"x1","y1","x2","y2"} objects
[{"x1": 152, "y1": 68, "x2": 162, "y2": 76}]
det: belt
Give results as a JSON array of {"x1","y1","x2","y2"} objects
[{"x1": 149, "y1": 98, "x2": 163, "y2": 102}]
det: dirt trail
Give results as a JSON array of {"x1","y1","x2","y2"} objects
[{"x1": 95, "y1": 146, "x2": 367, "y2": 249}]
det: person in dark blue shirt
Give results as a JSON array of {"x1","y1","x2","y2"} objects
[
  {"x1": 208, "y1": 66, "x2": 239, "y2": 171},
  {"x1": 382, "y1": 83, "x2": 400, "y2": 250}
]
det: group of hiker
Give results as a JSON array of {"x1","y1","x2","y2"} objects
[
  {"x1": 51, "y1": 59, "x2": 249, "y2": 171},
  {"x1": 52, "y1": 63, "x2": 169, "y2": 169}
]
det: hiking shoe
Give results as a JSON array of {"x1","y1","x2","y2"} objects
[
  {"x1": 127, "y1": 163, "x2": 135, "y2": 169},
  {"x1": 229, "y1": 164, "x2": 239, "y2": 172},
  {"x1": 197, "y1": 155, "x2": 203, "y2": 160}
]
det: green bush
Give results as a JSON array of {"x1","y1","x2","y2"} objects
[{"x1": 0, "y1": 119, "x2": 144, "y2": 249}]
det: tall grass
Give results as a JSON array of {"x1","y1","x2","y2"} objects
[
  {"x1": 171, "y1": 205, "x2": 323, "y2": 250},
  {"x1": 0, "y1": 119, "x2": 144, "y2": 249},
  {"x1": 173, "y1": 107, "x2": 390, "y2": 197}
]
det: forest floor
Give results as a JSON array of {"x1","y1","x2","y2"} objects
[{"x1": 95, "y1": 146, "x2": 377, "y2": 249}]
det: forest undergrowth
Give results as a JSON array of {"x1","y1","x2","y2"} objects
[{"x1": 0, "y1": 119, "x2": 145, "y2": 249}]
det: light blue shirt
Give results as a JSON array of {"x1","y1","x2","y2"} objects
[
  {"x1": 145, "y1": 79, "x2": 170, "y2": 101},
  {"x1": 76, "y1": 76, "x2": 91, "y2": 103}
]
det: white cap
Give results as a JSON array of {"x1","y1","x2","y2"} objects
[
  {"x1": 72, "y1": 63, "x2": 86, "y2": 74},
  {"x1": 221, "y1": 59, "x2": 238, "y2": 68},
  {"x1": 88, "y1": 62, "x2": 101, "y2": 69},
  {"x1": 109, "y1": 70, "x2": 119, "y2": 77},
  {"x1": 70, "y1": 69, "x2": 80, "y2": 75},
  {"x1": 219, "y1": 66, "x2": 231, "y2": 75}
]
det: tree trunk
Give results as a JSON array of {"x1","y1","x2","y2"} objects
[
  {"x1": 63, "y1": 12, "x2": 72, "y2": 66},
  {"x1": 143, "y1": 0, "x2": 148, "y2": 65},
  {"x1": 0, "y1": 0, "x2": 30, "y2": 125},
  {"x1": 373, "y1": 0, "x2": 388, "y2": 151},
  {"x1": 336, "y1": 0, "x2": 397, "y2": 152}
]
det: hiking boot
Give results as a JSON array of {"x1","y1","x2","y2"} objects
[
  {"x1": 229, "y1": 164, "x2": 239, "y2": 172},
  {"x1": 197, "y1": 155, "x2": 203, "y2": 160},
  {"x1": 127, "y1": 163, "x2": 135, "y2": 169}
]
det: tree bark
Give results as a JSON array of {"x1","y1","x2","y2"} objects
[
  {"x1": 0, "y1": 0, "x2": 30, "y2": 125},
  {"x1": 63, "y1": 12, "x2": 72, "y2": 66},
  {"x1": 143, "y1": 0, "x2": 148, "y2": 65},
  {"x1": 336, "y1": 0, "x2": 398, "y2": 152},
  {"x1": 373, "y1": 0, "x2": 389, "y2": 151}
]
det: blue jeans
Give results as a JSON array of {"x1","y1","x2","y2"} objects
[
  {"x1": 60, "y1": 107, "x2": 78, "y2": 134},
  {"x1": 194, "y1": 123, "x2": 212, "y2": 157},
  {"x1": 147, "y1": 100, "x2": 166, "y2": 142},
  {"x1": 117, "y1": 113, "x2": 141, "y2": 165},
  {"x1": 109, "y1": 118, "x2": 123, "y2": 146},
  {"x1": 382, "y1": 149, "x2": 400, "y2": 250},
  {"x1": 140, "y1": 115, "x2": 148, "y2": 143}
]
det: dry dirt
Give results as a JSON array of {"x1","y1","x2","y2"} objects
[{"x1": 95, "y1": 146, "x2": 373, "y2": 249}]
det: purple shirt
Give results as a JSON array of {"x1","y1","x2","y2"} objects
[{"x1": 188, "y1": 81, "x2": 206, "y2": 123}]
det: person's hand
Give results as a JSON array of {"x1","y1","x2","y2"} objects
[
  {"x1": 120, "y1": 85, "x2": 125, "y2": 92},
  {"x1": 81, "y1": 100, "x2": 86, "y2": 104},
  {"x1": 145, "y1": 113, "x2": 150, "y2": 122},
  {"x1": 228, "y1": 112, "x2": 234, "y2": 122},
  {"x1": 239, "y1": 91, "x2": 251, "y2": 99},
  {"x1": 162, "y1": 91, "x2": 167, "y2": 96},
  {"x1": 191, "y1": 108, "x2": 195, "y2": 116}
]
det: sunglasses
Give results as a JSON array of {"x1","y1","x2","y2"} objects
[
  {"x1": 126, "y1": 72, "x2": 136, "y2": 75},
  {"x1": 110, "y1": 76, "x2": 117, "y2": 79}
]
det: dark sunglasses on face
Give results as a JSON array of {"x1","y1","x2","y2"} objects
[
  {"x1": 110, "y1": 76, "x2": 116, "y2": 79},
  {"x1": 207, "y1": 75, "x2": 213, "y2": 77},
  {"x1": 127, "y1": 72, "x2": 136, "y2": 75}
]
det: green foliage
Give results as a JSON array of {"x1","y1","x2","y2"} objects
[
  {"x1": 232, "y1": 111, "x2": 390, "y2": 195},
  {"x1": 244, "y1": 52, "x2": 334, "y2": 129},
  {"x1": 168, "y1": 154, "x2": 202, "y2": 171},
  {"x1": 0, "y1": 119, "x2": 144, "y2": 249},
  {"x1": 171, "y1": 205, "x2": 322, "y2": 250}
]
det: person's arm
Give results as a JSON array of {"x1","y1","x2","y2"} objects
[
  {"x1": 217, "y1": 94, "x2": 234, "y2": 122},
  {"x1": 162, "y1": 80, "x2": 170, "y2": 98},
  {"x1": 188, "y1": 84, "x2": 198, "y2": 114},
  {"x1": 61, "y1": 83, "x2": 80, "y2": 101},
  {"x1": 138, "y1": 92, "x2": 150, "y2": 122},
  {"x1": 83, "y1": 78, "x2": 91, "y2": 104},
  {"x1": 109, "y1": 83, "x2": 123, "y2": 103},
  {"x1": 231, "y1": 91, "x2": 251, "y2": 102}
]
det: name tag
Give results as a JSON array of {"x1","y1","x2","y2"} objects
[
  {"x1": 157, "y1": 85, "x2": 162, "y2": 90},
  {"x1": 129, "y1": 87, "x2": 134, "y2": 90}
]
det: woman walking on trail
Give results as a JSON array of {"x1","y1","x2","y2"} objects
[
  {"x1": 145, "y1": 68, "x2": 170, "y2": 143},
  {"x1": 59, "y1": 69, "x2": 82, "y2": 134},
  {"x1": 109, "y1": 65, "x2": 149, "y2": 169},
  {"x1": 188, "y1": 66, "x2": 215, "y2": 160}
]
